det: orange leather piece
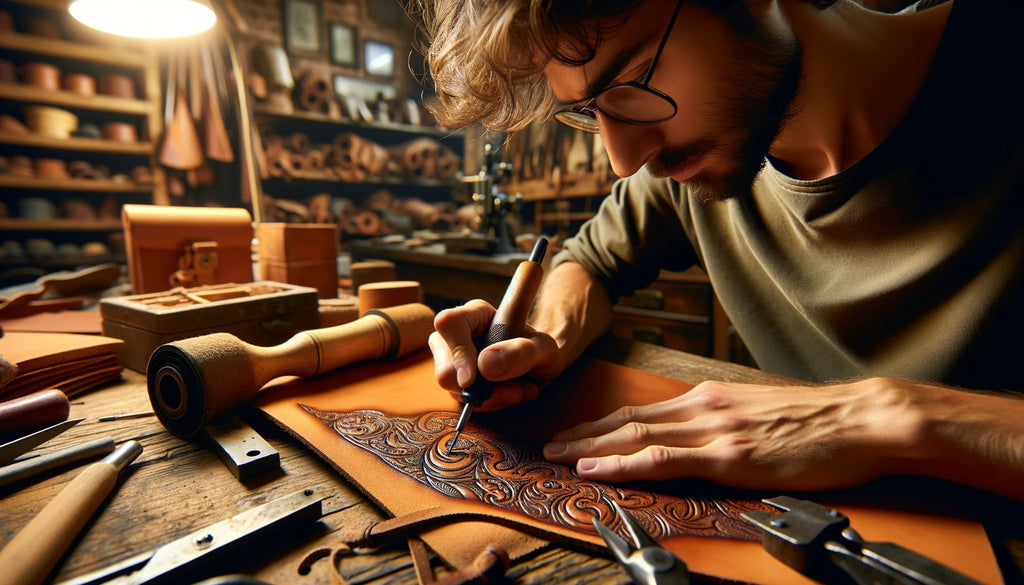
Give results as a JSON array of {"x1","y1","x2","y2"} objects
[{"x1": 255, "y1": 353, "x2": 1003, "y2": 585}]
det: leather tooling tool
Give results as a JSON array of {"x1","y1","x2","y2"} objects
[
  {"x1": 54, "y1": 488, "x2": 323, "y2": 585},
  {"x1": 0, "y1": 418, "x2": 83, "y2": 466},
  {"x1": 447, "y1": 237, "x2": 548, "y2": 454},
  {"x1": 742, "y1": 495, "x2": 982, "y2": 585},
  {"x1": 146, "y1": 302, "x2": 435, "y2": 437},
  {"x1": 0, "y1": 436, "x2": 115, "y2": 489},
  {"x1": 0, "y1": 440, "x2": 142, "y2": 585},
  {"x1": 592, "y1": 499, "x2": 691, "y2": 585}
]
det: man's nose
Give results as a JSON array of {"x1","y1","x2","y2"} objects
[{"x1": 597, "y1": 115, "x2": 662, "y2": 178}]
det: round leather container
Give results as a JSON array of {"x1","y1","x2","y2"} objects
[
  {"x1": 22, "y1": 62, "x2": 60, "y2": 90},
  {"x1": 0, "y1": 59, "x2": 16, "y2": 83},
  {"x1": 24, "y1": 106, "x2": 78, "y2": 139},
  {"x1": 358, "y1": 281, "x2": 423, "y2": 315},
  {"x1": 98, "y1": 74, "x2": 136, "y2": 98},
  {"x1": 33, "y1": 158, "x2": 69, "y2": 180},
  {"x1": 62, "y1": 73, "x2": 96, "y2": 96},
  {"x1": 102, "y1": 121, "x2": 137, "y2": 143}
]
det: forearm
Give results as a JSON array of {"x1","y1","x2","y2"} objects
[
  {"x1": 903, "y1": 384, "x2": 1024, "y2": 501},
  {"x1": 530, "y1": 261, "x2": 613, "y2": 373}
]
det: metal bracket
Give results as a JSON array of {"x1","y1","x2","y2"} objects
[{"x1": 202, "y1": 416, "x2": 280, "y2": 481}]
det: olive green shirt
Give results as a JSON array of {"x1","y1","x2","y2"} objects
[{"x1": 557, "y1": 0, "x2": 1024, "y2": 390}]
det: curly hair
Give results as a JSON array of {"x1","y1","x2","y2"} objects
[{"x1": 406, "y1": 1, "x2": 643, "y2": 132}]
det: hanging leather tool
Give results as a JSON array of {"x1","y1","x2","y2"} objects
[
  {"x1": 202, "y1": 42, "x2": 233, "y2": 163},
  {"x1": 159, "y1": 48, "x2": 204, "y2": 170}
]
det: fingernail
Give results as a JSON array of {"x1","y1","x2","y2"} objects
[
  {"x1": 456, "y1": 366, "x2": 472, "y2": 388},
  {"x1": 578, "y1": 458, "x2": 598, "y2": 472},
  {"x1": 543, "y1": 442, "x2": 567, "y2": 457},
  {"x1": 479, "y1": 349, "x2": 508, "y2": 376}
]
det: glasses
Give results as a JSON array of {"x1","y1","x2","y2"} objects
[{"x1": 553, "y1": 0, "x2": 684, "y2": 133}]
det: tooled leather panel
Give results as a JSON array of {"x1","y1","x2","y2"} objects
[{"x1": 301, "y1": 406, "x2": 771, "y2": 542}]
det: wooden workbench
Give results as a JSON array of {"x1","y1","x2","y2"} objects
[{"x1": 2, "y1": 336, "x2": 1023, "y2": 585}]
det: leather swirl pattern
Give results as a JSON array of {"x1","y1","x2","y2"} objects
[{"x1": 301, "y1": 406, "x2": 769, "y2": 541}]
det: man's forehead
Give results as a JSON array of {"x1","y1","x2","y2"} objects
[{"x1": 544, "y1": 2, "x2": 668, "y2": 103}]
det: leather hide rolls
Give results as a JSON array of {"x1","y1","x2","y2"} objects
[{"x1": 294, "y1": 73, "x2": 332, "y2": 114}]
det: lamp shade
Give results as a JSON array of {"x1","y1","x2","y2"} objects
[{"x1": 69, "y1": 0, "x2": 216, "y2": 39}]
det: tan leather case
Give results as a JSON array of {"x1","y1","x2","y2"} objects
[{"x1": 121, "y1": 204, "x2": 254, "y2": 294}]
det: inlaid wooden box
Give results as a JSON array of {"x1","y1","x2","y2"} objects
[{"x1": 99, "y1": 281, "x2": 320, "y2": 372}]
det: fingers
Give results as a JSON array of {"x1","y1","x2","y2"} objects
[
  {"x1": 550, "y1": 397, "x2": 695, "y2": 443},
  {"x1": 430, "y1": 300, "x2": 496, "y2": 390},
  {"x1": 571, "y1": 441, "x2": 751, "y2": 484},
  {"x1": 430, "y1": 301, "x2": 561, "y2": 410}
]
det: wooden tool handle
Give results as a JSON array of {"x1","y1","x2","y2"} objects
[
  {"x1": 0, "y1": 442, "x2": 140, "y2": 585},
  {"x1": 0, "y1": 463, "x2": 117, "y2": 585}
]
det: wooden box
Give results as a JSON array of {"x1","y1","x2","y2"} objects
[
  {"x1": 99, "y1": 281, "x2": 320, "y2": 372},
  {"x1": 257, "y1": 223, "x2": 338, "y2": 299}
]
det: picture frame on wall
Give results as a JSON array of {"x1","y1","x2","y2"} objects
[
  {"x1": 363, "y1": 39, "x2": 395, "y2": 78},
  {"x1": 283, "y1": 0, "x2": 322, "y2": 56},
  {"x1": 330, "y1": 23, "x2": 357, "y2": 67}
]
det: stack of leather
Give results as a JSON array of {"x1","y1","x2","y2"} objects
[{"x1": 0, "y1": 332, "x2": 123, "y2": 400}]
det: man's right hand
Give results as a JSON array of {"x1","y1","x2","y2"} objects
[{"x1": 428, "y1": 298, "x2": 561, "y2": 411}]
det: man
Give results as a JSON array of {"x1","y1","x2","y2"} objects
[{"x1": 412, "y1": 0, "x2": 1024, "y2": 501}]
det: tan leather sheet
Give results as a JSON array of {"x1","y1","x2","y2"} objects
[{"x1": 256, "y1": 352, "x2": 1002, "y2": 585}]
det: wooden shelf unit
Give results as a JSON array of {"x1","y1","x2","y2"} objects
[{"x1": 0, "y1": 0, "x2": 166, "y2": 280}]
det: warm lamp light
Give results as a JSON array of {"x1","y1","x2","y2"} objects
[{"x1": 69, "y1": 0, "x2": 216, "y2": 39}]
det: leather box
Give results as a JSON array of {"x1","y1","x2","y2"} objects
[
  {"x1": 99, "y1": 281, "x2": 320, "y2": 372},
  {"x1": 257, "y1": 223, "x2": 338, "y2": 299},
  {"x1": 122, "y1": 204, "x2": 255, "y2": 294}
]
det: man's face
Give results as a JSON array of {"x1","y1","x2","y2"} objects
[{"x1": 544, "y1": 0, "x2": 801, "y2": 200}]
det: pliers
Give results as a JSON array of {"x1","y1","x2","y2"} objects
[
  {"x1": 742, "y1": 495, "x2": 983, "y2": 585},
  {"x1": 592, "y1": 499, "x2": 691, "y2": 585}
]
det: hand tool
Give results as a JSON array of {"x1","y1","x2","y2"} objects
[
  {"x1": 146, "y1": 302, "x2": 435, "y2": 437},
  {"x1": 447, "y1": 237, "x2": 548, "y2": 454},
  {"x1": 0, "y1": 417, "x2": 82, "y2": 466},
  {"x1": 0, "y1": 388, "x2": 70, "y2": 443},
  {"x1": 742, "y1": 495, "x2": 982, "y2": 585},
  {"x1": 0, "y1": 440, "x2": 142, "y2": 585},
  {"x1": 592, "y1": 499, "x2": 691, "y2": 585},
  {"x1": 54, "y1": 488, "x2": 323, "y2": 585},
  {"x1": 0, "y1": 436, "x2": 115, "y2": 489}
]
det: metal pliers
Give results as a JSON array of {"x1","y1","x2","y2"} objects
[
  {"x1": 592, "y1": 500, "x2": 690, "y2": 585},
  {"x1": 742, "y1": 495, "x2": 982, "y2": 585}
]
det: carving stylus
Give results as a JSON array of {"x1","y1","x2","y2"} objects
[{"x1": 447, "y1": 237, "x2": 548, "y2": 454}]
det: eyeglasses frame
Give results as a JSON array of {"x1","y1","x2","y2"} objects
[{"x1": 553, "y1": 0, "x2": 686, "y2": 133}]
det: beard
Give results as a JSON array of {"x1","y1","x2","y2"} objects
[{"x1": 646, "y1": 25, "x2": 803, "y2": 202}]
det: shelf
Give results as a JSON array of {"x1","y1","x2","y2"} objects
[
  {"x1": 508, "y1": 176, "x2": 615, "y2": 201},
  {"x1": 0, "y1": 174, "x2": 153, "y2": 193},
  {"x1": 0, "y1": 254, "x2": 126, "y2": 271},
  {"x1": 0, "y1": 219, "x2": 123, "y2": 232},
  {"x1": 262, "y1": 170, "x2": 458, "y2": 189},
  {"x1": 0, "y1": 32, "x2": 150, "y2": 69},
  {"x1": 254, "y1": 105, "x2": 461, "y2": 139},
  {"x1": 0, "y1": 131, "x2": 155, "y2": 155},
  {"x1": 0, "y1": 82, "x2": 154, "y2": 116}
]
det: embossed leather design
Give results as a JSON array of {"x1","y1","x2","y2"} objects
[{"x1": 255, "y1": 353, "x2": 1002, "y2": 585}]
